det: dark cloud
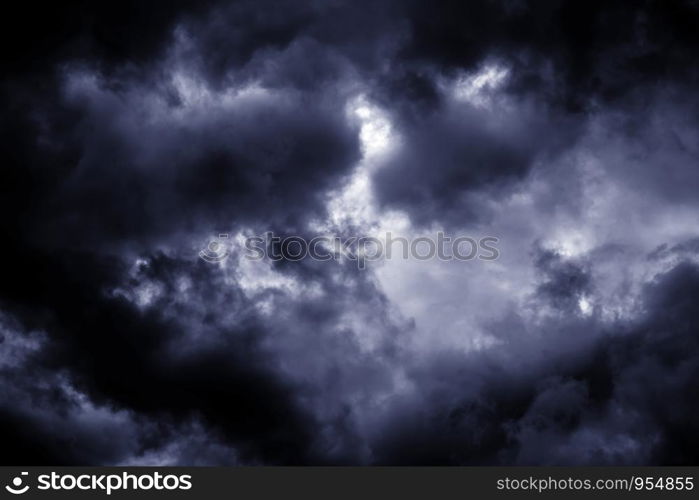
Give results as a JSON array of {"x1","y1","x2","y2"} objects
[
  {"x1": 400, "y1": 0, "x2": 699, "y2": 107},
  {"x1": 368, "y1": 0, "x2": 699, "y2": 228},
  {"x1": 533, "y1": 248, "x2": 591, "y2": 312},
  {"x1": 0, "y1": 248, "x2": 318, "y2": 464},
  {"x1": 1, "y1": 0, "x2": 698, "y2": 466},
  {"x1": 48, "y1": 78, "x2": 358, "y2": 246},
  {"x1": 372, "y1": 96, "x2": 580, "y2": 227},
  {"x1": 2, "y1": 1, "x2": 218, "y2": 78},
  {"x1": 370, "y1": 260, "x2": 699, "y2": 465}
]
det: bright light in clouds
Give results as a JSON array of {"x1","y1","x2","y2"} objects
[
  {"x1": 546, "y1": 227, "x2": 594, "y2": 258},
  {"x1": 578, "y1": 295, "x2": 593, "y2": 315},
  {"x1": 319, "y1": 96, "x2": 399, "y2": 229},
  {"x1": 347, "y1": 95, "x2": 397, "y2": 164},
  {"x1": 452, "y1": 64, "x2": 509, "y2": 106},
  {"x1": 171, "y1": 71, "x2": 270, "y2": 110},
  {"x1": 350, "y1": 95, "x2": 396, "y2": 159}
]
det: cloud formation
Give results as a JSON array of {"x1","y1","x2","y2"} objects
[{"x1": 1, "y1": 0, "x2": 698, "y2": 465}]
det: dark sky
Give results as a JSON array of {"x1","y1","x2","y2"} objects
[{"x1": 1, "y1": 0, "x2": 698, "y2": 465}]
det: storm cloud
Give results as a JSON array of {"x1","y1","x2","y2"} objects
[{"x1": 1, "y1": 0, "x2": 698, "y2": 465}]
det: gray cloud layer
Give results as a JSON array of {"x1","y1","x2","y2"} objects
[{"x1": 1, "y1": 0, "x2": 698, "y2": 465}]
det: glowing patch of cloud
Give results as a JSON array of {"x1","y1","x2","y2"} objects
[{"x1": 452, "y1": 64, "x2": 509, "y2": 106}]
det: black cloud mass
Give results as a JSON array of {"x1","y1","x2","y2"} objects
[{"x1": 1, "y1": 0, "x2": 698, "y2": 465}]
